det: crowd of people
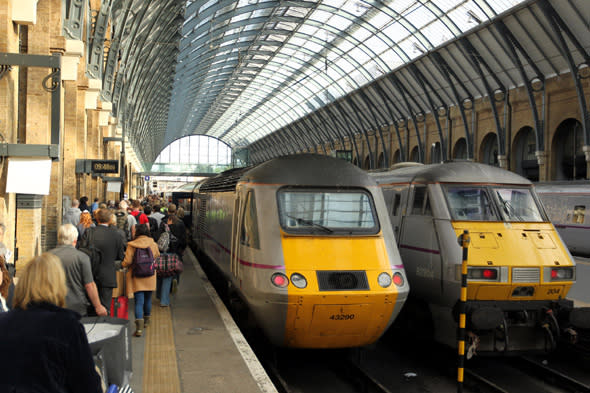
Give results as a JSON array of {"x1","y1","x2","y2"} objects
[{"x1": 0, "y1": 195, "x2": 188, "y2": 392}]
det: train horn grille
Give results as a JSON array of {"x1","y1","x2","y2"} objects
[
  {"x1": 316, "y1": 271, "x2": 369, "y2": 291},
  {"x1": 512, "y1": 267, "x2": 540, "y2": 283}
]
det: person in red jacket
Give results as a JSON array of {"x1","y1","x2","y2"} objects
[{"x1": 130, "y1": 200, "x2": 149, "y2": 226}]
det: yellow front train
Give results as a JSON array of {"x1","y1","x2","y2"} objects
[
  {"x1": 371, "y1": 161, "x2": 590, "y2": 355},
  {"x1": 193, "y1": 154, "x2": 409, "y2": 348}
]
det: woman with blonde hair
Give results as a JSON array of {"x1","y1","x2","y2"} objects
[{"x1": 0, "y1": 253, "x2": 102, "y2": 392}]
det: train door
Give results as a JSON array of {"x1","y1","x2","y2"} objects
[
  {"x1": 231, "y1": 189, "x2": 261, "y2": 281},
  {"x1": 398, "y1": 184, "x2": 442, "y2": 299},
  {"x1": 230, "y1": 191, "x2": 244, "y2": 279},
  {"x1": 382, "y1": 185, "x2": 406, "y2": 241}
]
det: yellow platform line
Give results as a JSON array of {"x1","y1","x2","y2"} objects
[{"x1": 143, "y1": 305, "x2": 181, "y2": 393}]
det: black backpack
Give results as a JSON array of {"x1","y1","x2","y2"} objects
[
  {"x1": 148, "y1": 217, "x2": 158, "y2": 240},
  {"x1": 78, "y1": 228, "x2": 103, "y2": 281}
]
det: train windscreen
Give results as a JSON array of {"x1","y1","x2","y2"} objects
[
  {"x1": 277, "y1": 188, "x2": 379, "y2": 234},
  {"x1": 444, "y1": 186, "x2": 545, "y2": 222}
]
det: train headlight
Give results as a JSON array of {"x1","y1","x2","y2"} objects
[
  {"x1": 392, "y1": 272, "x2": 405, "y2": 287},
  {"x1": 378, "y1": 272, "x2": 392, "y2": 288},
  {"x1": 290, "y1": 273, "x2": 307, "y2": 289},
  {"x1": 544, "y1": 267, "x2": 575, "y2": 282},
  {"x1": 271, "y1": 273, "x2": 289, "y2": 288}
]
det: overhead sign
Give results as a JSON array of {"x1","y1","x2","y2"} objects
[{"x1": 91, "y1": 160, "x2": 119, "y2": 174}]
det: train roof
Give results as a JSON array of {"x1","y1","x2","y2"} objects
[
  {"x1": 369, "y1": 161, "x2": 533, "y2": 186},
  {"x1": 198, "y1": 154, "x2": 376, "y2": 192}
]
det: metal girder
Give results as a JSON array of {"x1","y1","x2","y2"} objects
[
  {"x1": 87, "y1": 0, "x2": 113, "y2": 79},
  {"x1": 102, "y1": 0, "x2": 133, "y2": 102},
  {"x1": 538, "y1": 0, "x2": 589, "y2": 148},
  {"x1": 495, "y1": 20, "x2": 545, "y2": 156},
  {"x1": 408, "y1": 63, "x2": 448, "y2": 161},
  {"x1": 429, "y1": 52, "x2": 473, "y2": 159},
  {"x1": 63, "y1": 0, "x2": 86, "y2": 40},
  {"x1": 324, "y1": 103, "x2": 361, "y2": 162},
  {"x1": 458, "y1": 37, "x2": 506, "y2": 158},
  {"x1": 388, "y1": 73, "x2": 424, "y2": 162}
]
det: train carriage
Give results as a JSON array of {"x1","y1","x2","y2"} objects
[
  {"x1": 370, "y1": 161, "x2": 590, "y2": 355},
  {"x1": 535, "y1": 181, "x2": 590, "y2": 256},
  {"x1": 192, "y1": 154, "x2": 409, "y2": 348}
]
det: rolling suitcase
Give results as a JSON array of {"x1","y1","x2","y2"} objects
[{"x1": 110, "y1": 268, "x2": 129, "y2": 319}]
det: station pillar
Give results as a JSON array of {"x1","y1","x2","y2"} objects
[
  {"x1": 535, "y1": 151, "x2": 549, "y2": 181},
  {"x1": 15, "y1": 194, "x2": 43, "y2": 269},
  {"x1": 584, "y1": 146, "x2": 590, "y2": 180}
]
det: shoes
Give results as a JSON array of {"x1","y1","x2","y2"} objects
[
  {"x1": 171, "y1": 278, "x2": 178, "y2": 294},
  {"x1": 160, "y1": 303, "x2": 169, "y2": 307}
]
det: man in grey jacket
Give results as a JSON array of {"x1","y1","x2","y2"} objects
[
  {"x1": 49, "y1": 224, "x2": 107, "y2": 316},
  {"x1": 63, "y1": 199, "x2": 81, "y2": 227}
]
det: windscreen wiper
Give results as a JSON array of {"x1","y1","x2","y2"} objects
[{"x1": 286, "y1": 215, "x2": 333, "y2": 233}]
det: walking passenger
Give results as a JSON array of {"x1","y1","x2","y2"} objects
[
  {"x1": 63, "y1": 198, "x2": 81, "y2": 226},
  {"x1": 122, "y1": 224, "x2": 159, "y2": 337},
  {"x1": 0, "y1": 253, "x2": 102, "y2": 392},
  {"x1": 77, "y1": 210, "x2": 95, "y2": 242},
  {"x1": 49, "y1": 224, "x2": 107, "y2": 317},
  {"x1": 79, "y1": 208, "x2": 125, "y2": 309}
]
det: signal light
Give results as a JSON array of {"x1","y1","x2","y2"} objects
[
  {"x1": 392, "y1": 272, "x2": 404, "y2": 287},
  {"x1": 271, "y1": 273, "x2": 289, "y2": 288},
  {"x1": 468, "y1": 267, "x2": 499, "y2": 281},
  {"x1": 549, "y1": 267, "x2": 574, "y2": 280}
]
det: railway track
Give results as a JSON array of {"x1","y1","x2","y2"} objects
[{"x1": 514, "y1": 356, "x2": 590, "y2": 393}]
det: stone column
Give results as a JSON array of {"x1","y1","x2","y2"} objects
[
  {"x1": 497, "y1": 154, "x2": 508, "y2": 170},
  {"x1": 584, "y1": 145, "x2": 590, "y2": 180},
  {"x1": 15, "y1": 194, "x2": 43, "y2": 269},
  {"x1": 536, "y1": 150, "x2": 549, "y2": 181}
]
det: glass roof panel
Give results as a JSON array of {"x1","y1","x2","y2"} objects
[{"x1": 159, "y1": 0, "x2": 529, "y2": 160}]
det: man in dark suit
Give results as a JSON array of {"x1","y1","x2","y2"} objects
[{"x1": 80, "y1": 208, "x2": 125, "y2": 309}]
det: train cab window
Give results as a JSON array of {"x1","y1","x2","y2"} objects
[
  {"x1": 445, "y1": 187, "x2": 499, "y2": 221},
  {"x1": 240, "y1": 191, "x2": 260, "y2": 249},
  {"x1": 411, "y1": 187, "x2": 431, "y2": 216},
  {"x1": 494, "y1": 188, "x2": 544, "y2": 222},
  {"x1": 573, "y1": 205, "x2": 585, "y2": 224},
  {"x1": 277, "y1": 188, "x2": 379, "y2": 234}
]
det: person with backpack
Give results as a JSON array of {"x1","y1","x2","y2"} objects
[
  {"x1": 121, "y1": 224, "x2": 160, "y2": 337},
  {"x1": 116, "y1": 200, "x2": 136, "y2": 241},
  {"x1": 130, "y1": 200, "x2": 149, "y2": 226},
  {"x1": 143, "y1": 205, "x2": 159, "y2": 240}
]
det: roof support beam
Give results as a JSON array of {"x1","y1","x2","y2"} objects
[
  {"x1": 458, "y1": 37, "x2": 506, "y2": 162},
  {"x1": 408, "y1": 64, "x2": 448, "y2": 161},
  {"x1": 495, "y1": 20, "x2": 545, "y2": 160},
  {"x1": 538, "y1": 0, "x2": 590, "y2": 155}
]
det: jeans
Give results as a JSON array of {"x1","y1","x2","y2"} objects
[
  {"x1": 158, "y1": 276, "x2": 173, "y2": 306},
  {"x1": 134, "y1": 291, "x2": 152, "y2": 320}
]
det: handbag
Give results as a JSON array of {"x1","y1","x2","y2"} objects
[{"x1": 154, "y1": 253, "x2": 183, "y2": 278}]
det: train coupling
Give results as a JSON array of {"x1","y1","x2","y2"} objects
[
  {"x1": 563, "y1": 327, "x2": 578, "y2": 344},
  {"x1": 466, "y1": 331, "x2": 480, "y2": 359}
]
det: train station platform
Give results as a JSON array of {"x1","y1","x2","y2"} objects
[{"x1": 128, "y1": 249, "x2": 277, "y2": 393}]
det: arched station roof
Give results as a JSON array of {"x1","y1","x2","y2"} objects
[{"x1": 98, "y1": 0, "x2": 589, "y2": 169}]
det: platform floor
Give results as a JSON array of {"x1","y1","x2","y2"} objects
[{"x1": 129, "y1": 249, "x2": 277, "y2": 393}]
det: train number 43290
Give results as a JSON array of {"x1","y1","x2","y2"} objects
[{"x1": 329, "y1": 314, "x2": 355, "y2": 321}]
